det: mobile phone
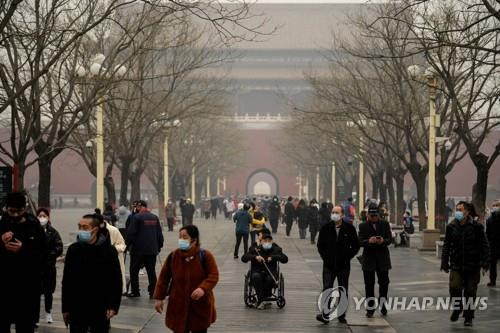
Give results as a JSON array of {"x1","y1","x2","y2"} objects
[{"x1": 376, "y1": 236, "x2": 382, "y2": 239}]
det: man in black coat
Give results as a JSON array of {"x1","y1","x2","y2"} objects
[
  {"x1": 181, "y1": 198, "x2": 196, "y2": 226},
  {"x1": 284, "y1": 196, "x2": 295, "y2": 237},
  {"x1": 358, "y1": 203, "x2": 392, "y2": 318},
  {"x1": 126, "y1": 200, "x2": 164, "y2": 298},
  {"x1": 316, "y1": 205, "x2": 359, "y2": 324},
  {"x1": 486, "y1": 200, "x2": 500, "y2": 287},
  {"x1": 242, "y1": 232, "x2": 288, "y2": 309},
  {"x1": 441, "y1": 201, "x2": 490, "y2": 326},
  {"x1": 62, "y1": 213, "x2": 122, "y2": 332},
  {"x1": 268, "y1": 196, "x2": 281, "y2": 234},
  {"x1": 0, "y1": 192, "x2": 46, "y2": 333}
]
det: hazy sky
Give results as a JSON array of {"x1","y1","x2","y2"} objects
[{"x1": 255, "y1": 0, "x2": 370, "y2": 3}]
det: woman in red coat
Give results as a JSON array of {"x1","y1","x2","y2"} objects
[{"x1": 154, "y1": 225, "x2": 219, "y2": 333}]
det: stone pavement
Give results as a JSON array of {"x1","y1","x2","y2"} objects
[{"x1": 35, "y1": 210, "x2": 499, "y2": 333}]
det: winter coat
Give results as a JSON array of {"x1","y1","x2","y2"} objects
[
  {"x1": 317, "y1": 220, "x2": 359, "y2": 270},
  {"x1": 241, "y1": 242, "x2": 288, "y2": 275},
  {"x1": 307, "y1": 205, "x2": 320, "y2": 228},
  {"x1": 318, "y1": 205, "x2": 331, "y2": 228},
  {"x1": 284, "y1": 201, "x2": 295, "y2": 222},
  {"x1": 182, "y1": 203, "x2": 196, "y2": 219},
  {"x1": 358, "y1": 220, "x2": 392, "y2": 272},
  {"x1": 486, "y1": 212, "x2": 500, "y2": 258},
  {"x1": 0, "y1": 212, "x2": 46, "y2": 301},
  {"x1": 154, "y1": 246, "x2": 219, "y2": 333},
  {"x1": 233, "y1": 209, "x2": 252, "y2": 234},
  {"x1": 61, "y1": 230, "x2": 122, "y2": 316},
  {"x1": 42, "y1": 224, "x2": 63, "y2": 294},
  {"x1": 268, "y1": 201, "x2": 281, "y2": 220},
  {"x1": 116, "y1": 206, "x2": 130, "y2": 229},
  {"x1": 126, "y1": 211, "x2": 164, "y2": 256},
  {"x1": 251, "y1": 215, "x2": 266, "y2": 232},
  {"x1": 165, "y1": 203, "x2": 176, "y2": 219},
  {"x1": 441, "y1": 218, "x2": 490, "y2": 272},
  {"x1": 297, "y1": 206, "x2": 309, "y2": 229},
  {"x1": 106, "y1": 223, "x2": 127, "y2": 293}
]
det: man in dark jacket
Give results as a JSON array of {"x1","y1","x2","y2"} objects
[
  {"x1": 284, "y1": 196, "x2": 295, "y2": 237},
  {"x1": 242, "y1": 231, "x2": 288, "y2": 309},
  {"x1": 181, "y1": 198, "x2": 196, "y2": 226},
  {"x1": 0, "y1": 192, "x2": 46, "y2": 333},
  {"x1": 268, "y1": 196, "x2": 281, "y2": 234},
  {"x1": 441, "y1": 201, "x2": 490, "y2": 326},
  {"x1": 233, "y1": 203, "x2": 252, "y2": 259},
  {"x1": 126, "y1": 200, "x2": 164, "y2": 298},
  {"x1": 318, "y1": 202, "x2": 331, "y2": 229},
  {"x1": 308, "y1": 200, "x2": 320, "y2": 244},
  {"x1": 62, "y1": 213, "x2": 122, "y2": 332},
  {"x1": 486, "y1": 200, "x2": 500, "y2": 287},
  {"x1": 316, "y1": 205, "x2": 359, "y2": 324},
  {"x1": 358, "y1": 203, "x2": 392, "y2": 318}
]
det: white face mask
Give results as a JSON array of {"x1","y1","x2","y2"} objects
[
  {"x1": 39, "y1": 217, "x2": 49, "y2": 226},
  {"x1": 492, "y1": 207, "x2": 499, "y2": 213},
  {"x1": 331, "y1": 213, "x2": 341, "y2": 222}
]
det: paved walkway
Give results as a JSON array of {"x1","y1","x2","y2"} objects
[{"x1": 36, "y1": 212, "x2": 500, "y2": 333}]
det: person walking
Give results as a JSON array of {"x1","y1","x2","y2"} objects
[
  {"x1": 343, "y1": 197, "x2": 355, "y2": 224},
  {"x1": 36, "y1": 208, "x2": 63, "y2": 325},
  {"x1": 0, "y1": 192, "x2": 46, "y2": 333},
  {"x1": 284, "y1": 196, "x2": 295, "y2": 237},
  {"x1": 297, "y1": 199, "x2": 309, "y2": 240},
  {"x1": 308, "y1": 199, "x2": 320, "y2": 244},
  {"x1": 487, "y1": 200, "x2": 500, "y2": 287},
  {"x1": 268, "y1": 196, "x2": 281, "y2": 234},
  {"x1": 165, "y1": 199, "x2": 177, "y2": 232},
  {"x1": 62, "y1": 213, "x2": 122, "y2": 332},
  {"x1": 116, "y1": 204, "x2": 131, "y2": 237},
  {"x1": 233, "y1": 203, "x2": 252, "y2": 259},
  {"x1": 182, "y1": 198, "x2": 196, "y2": 226},
  {"x1": 154, "y1": 225, "x2": 219, "y2": 333},
  {"x1": 358, "y1": 203, "x2": 392, "y2": 318},
  {"x1": 441, "y1": 201, "x2": 490, "y2": 326},
  {"x1": 126, "y1": 200, "x2": 164, "y2": 298},
  {"x1": 250, "y1": 210, "x2": 267, "y2": 244},
  {"x1": 318, "y1": 202, "x2": 331, "y2": 229},
  {"x1": 316, "y1": 205, "x2": 359, "y2": 324}
]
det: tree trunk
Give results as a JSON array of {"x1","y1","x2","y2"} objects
[
  {"x1": 119, "y1": 158, "x2": 132, "y2": 205},
  {"x1": 12, "y1": 162, "x2": 26, "y2": 192},
  {"x1": 371, "y1": 172, "x2": 380, "y2": 200},
  {"x1": 436, "y1": 166, "x2": 448, "y2": 233},
  {"x1": 386, "y1": 169, "x2": 396, "y2": 224},
  {"x1": 129, "y1": 173, "x2": 141, "y2": 203},
  {"x1": 104, "y1": 176, "x2": 116, "y2": 206},
  {"x1": 415, "y1": 173, "x2": 427, "y2": 230},
  {"x1": 379, "y1": 171, "x2": 387, "y2": 203},
  {"x1": 395, "y1": 173, "x2": 405, "y2": 225},
  {"x1": 37, "y1": 156, "x2": 52, "y2": 208},
  {"x1": 472, "y1": 159, "x2": 489, "y2": 223}
]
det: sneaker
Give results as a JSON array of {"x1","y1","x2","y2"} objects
[
  {"x1": 380, "y1": 306, "x2": 388, "y2": 316},
  {"x1": 234, "y1": 255, "x2": 239, "y2": 259},
  {"x1": 139, "y1": 269, "x2": 146, "y2": 276},
  {"x1": 256, "y1": 302, "x2": 266, "y2": 310},
  {"x1": 126, "y1": 292, "x2": 141, "y2": 298},
  {"x1": 464, "y1": 318, "x2": 473, "y2": 326},
  {"x1": 450, "y1": 310, "x2": 461, "y2": 322},
  {"x1": 46, "y1": 312, "x2": 53, "y2": 324},
  {"x1": 316, "y1": 313, "x2": 329, "y2": 324},
  {"x1": 264, "y1": 301, "x2": 273, "y2": 308}
]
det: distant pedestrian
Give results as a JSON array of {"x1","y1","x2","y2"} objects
[
  {"x1": 126, "y1": 200, "x2": 164, "y2": 298},
  {"x1": 0, "y1": 192, "x2": 46, "y2": 333},
  {"x1": 233, "y1": 203, "x2": 252, "y2": 259},
  {"x1": 441, "y1": 201, "x2": 490, "y2": 326},
  {"x1": 268, "y1": 196, "x2": 281, "y2": 234},
  {"x1": 284, "y1": 196, "x2": 295, "y2": 237},
  {"x1": 103, "y1": 204, "x2": 117, "y2": 227},
  {"x1": 182, "y1": 198, "x2": 196, "y2": 226},
  {"x1": 250, "y1": 211, "x2": 267, "y2": 244},
  {"x1": 297, "y1": 199, "x2": 309, "y2": 239},
  {"x1": 358, "y1": 203, "x2": 392, "y2": 318},
  {"x1": 487, "y1": 200, "x2": 500, "y2": 287},
  {"x1": 316, "y1": 205, "x2": 359, "y2": 324},
  {"x1": 308, "y1": 199, "x2": 320, "y2": 244},
  {"x1": 154, "y1": 225, "x2": 219, "y2": 333},
  {"x1": 36, "y1": 208, "x2": 63, "y2": 325},
  {"x1": 210, "y1": 197, "x2": 218, "y2": 220},
  {"x1": 225, "y1": 198, "x2": 235, "y2": 220},
  {"x1": 202, "y1": 199, "x2": 211, "y2": 220},
  {"x1": 62, "y1": 213, "x2": 122, "y2": 332},
  {"x1": 116, "y1": 204, "x2": 130, "y2": 238},
  {"x1": 165, "y1": 199, "x2": 177, "y2": 232},
  {"x1": 343, "y1": 197, "x2": 355, "y2": 224},
  {"x1": 318, "y1": 202, "x2": 331, "y2": 229}
]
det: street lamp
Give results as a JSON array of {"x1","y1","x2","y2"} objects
[
  {"x1": 163, "y1": 119, "x2": 181, "y2": 208},
  {"x1": 76, "y1": 54, "x2": 126, "y2": 210},
  {"x1": 331, "y1": 162, "x2": 336, "y2": 205},
  {"x1": 316, "y1": 166, "x2": 320, "y2": 201}
]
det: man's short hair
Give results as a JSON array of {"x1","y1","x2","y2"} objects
[
  {"x1": 137, "y1": 200, "x2": 148, "y2": 208},
  {"x1": 6, "y1": 192, "x2": 26, "y2": 209}
]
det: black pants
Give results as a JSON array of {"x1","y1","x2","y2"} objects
[
  {"x1": 252, "y1": 271, "x2": 275, "y2": 302},
  {"x1": 363, "y1": 270, "x2": 390, "y2": 313},
  {"x1": 490, "y1": 255, "x2": 498, "y2": 284},
  {"x1": 285, "y1": 219, "x2": 293, "y2": 236},
  {"x1": 0, "y1": 296, "x2": 38, "y2": 333},
  {"x1": 322, "y1": 266, "x2": 350, "y2": 319},
  {"x1": 250, "y1": 230, "x2": 259, "y2": 244},
  {"x1": 167, "y1": 217, "x2": 175, "y2": 231},
  {"x1": 234, "y1": 232, "x2": 249, "y2": 257},
  {"x1": 449, "y1": 270, "x2": 480, "y2": 320},
  {"x1": 70, "y1": 313, "x2": 109, "y2": 333},
  {"x1": 269, "y1": 218, "x2": 279, "y2": 233},
  {"x1": 130, "y1": 254, "x2": 157, "y2": 296},
  {"x1": 310, "y1": 224, "x2": 319, "y2": 243}
]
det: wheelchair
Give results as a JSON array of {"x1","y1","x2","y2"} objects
[{"x1": 244, "y1": 263, "x2": 286, "y2": 308}]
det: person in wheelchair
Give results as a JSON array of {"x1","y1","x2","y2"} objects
[{"x1": 242, "y1": 230, "x2": 288, "y2": 309}]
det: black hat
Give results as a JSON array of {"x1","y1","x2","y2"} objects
[
  {"x1": 6, "y1": 192, "x2": 26, "y2": 209},
  {"x1": 368, "y1": 203, "x2": 379, "y2": 215},
  {"x1": 262, "y1": 233, "x2": 273, "y2": 240}
]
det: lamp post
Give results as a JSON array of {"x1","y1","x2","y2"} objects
[
  {"x1": 163, "y1": 119, "x2": 180, "y2": 209},
  {"x1": 331, "y1": 162, "x2": 336, "y2": 205},
  {"x1": 316, "y1": 166, "x2": 320, "y2": 200},
  {"x1": 298, "y1": 171, "x2": 302, "y2": 198},
  {"x1": 206, "y1": 169, "x2": 211, "y2": 198},
  {"x1": 76, "y1": 54, "x2": 126, "y2": 210},
  {"x1": 191, "y1": 156, "x2": 196, "y2": 206}
]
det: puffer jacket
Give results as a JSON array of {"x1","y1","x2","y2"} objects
[{"x1": 441, "y1": 218, "x2": 490, "y2": 272}]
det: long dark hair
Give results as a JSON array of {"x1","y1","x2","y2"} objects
[{"x1": 180, "y1": 225, "x2": 200, "y2": 246}]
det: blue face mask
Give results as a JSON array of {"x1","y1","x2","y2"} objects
[
  {"x1": 78, "y1": 230, "x2": 92, "y2": 243},
  {"x1": 455, "y1": 211, "x2": 465, "y2": 221},
  {"x1": 262, "y1": 242, "x2": 272, "y2": 250},
  {"x1": 178, "y1": 239, "x2": 191, "y2": 251}
]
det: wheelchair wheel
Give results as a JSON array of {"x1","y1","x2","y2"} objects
[
  {"x1": 277, "y1": 296, "x2": 286, "y2": 308},
  {"x1": 277, "y1": 274, "x2": 285, "y2": 308},
  {"x1": 244, "y1": 273, "x2": 252, "y2": 307}
]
